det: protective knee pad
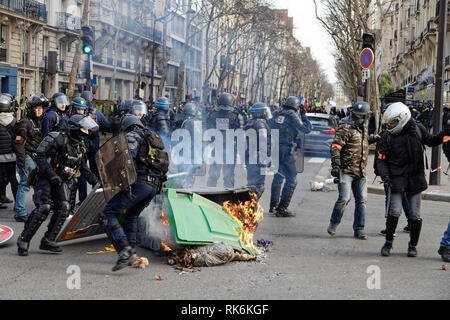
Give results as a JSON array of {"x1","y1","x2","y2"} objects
[
  {"x1": 21, "y1": 204, "x2": 51, "y2": 241},
  {"x1": 45, "y1": 201, "x2": 71, "y2": 241}
]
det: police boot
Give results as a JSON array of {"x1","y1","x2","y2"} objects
[
  {"x1": 407, "y1": 219, "x2": 422, "y2": 257},
  {"x1": 270, "y1": 174, "x2": 283, "y2": 214},
  {"x1": 17, "y1": 207, "x2": 50, "y2": 256},
  {"x1": 381, "y1": 215, "x2": 399, "y2": 256},
  {"x1": 41, "y1": 202, "x2": 70, "y2": 253},
  {"x1": 112, "y1": 246, "x2": 139, "y2": 272},
  {"x1": 275, "y1": 183, "x2": 296, "y2": 217},
  {"x1": 39, "y1": 237, "x2": 62, "y2": 253}
]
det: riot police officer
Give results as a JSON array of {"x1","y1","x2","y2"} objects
[
  {"x1": 146, "y1": 97, "x2": 172, "y2": 140},
  {"x1": 16, "y1": 115, "x2": 100, "y2": 256},
  {"x1": 41, "y1": 93, "x2": 70, "y2": 136},
  {"x1": 70, "y1": 97, "x2": 88, "y2": 116},
  {"x1": 244, "y1": 102, "x2": 272, "y2": 199},
  {"x1": 269, "y1": 96, "x2": 312, "y2": 217},
  {"x1": 206, "y1": 92, "x2": 244, "y2": 189},
  {"x1": 100, "y1": 114, "x2": 168, "y2": 271},
  {"x1": 13, "y1": 95, "x2": 47, "y2": 222},
  {"x1": 179, "y1": 102, "x2": 201, "y2": 188}
]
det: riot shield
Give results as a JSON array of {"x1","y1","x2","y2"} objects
[
  {"x1": 95, "y1": 133, "x2": 137, "y2": 203},
  {"x1": 56, "y1": 184, "x2": 106, "y2": 242},
  {"x1": 294, "y1": 132, "x2": 305, "y2": 173}
]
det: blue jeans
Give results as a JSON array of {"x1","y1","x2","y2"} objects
[
  {"x1": 330, "y1": 174, "x2": 367, "y2": 231},
  {"x1": 14, "y1": 155, "x2": 37, "y2": 218},
  {"x1": 440, "y1": 222, "x2": 450, "y2": 247}
]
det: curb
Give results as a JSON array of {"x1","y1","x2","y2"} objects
[
  {"x1": 367, "y1": 185, "x2": 450, "y2": 203},
  {"x1": 314, "y1": 159, "x2": 450, "y2": 202}
]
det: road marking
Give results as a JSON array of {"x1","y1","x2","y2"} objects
[{"x1": 308, "y1": 158, "x2": 326, "y2": 164}]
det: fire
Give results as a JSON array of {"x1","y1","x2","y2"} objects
[
  {"x1": 160, "y1": 210, "x2": 169, "y2": 226},
  {"x1": 222, "y1": 193, "x2": 263, "y2": 254},
  {"x1": 161, "y1": 241, "x2": 172, "y2": 252}
]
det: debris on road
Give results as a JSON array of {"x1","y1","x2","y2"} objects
[
  {"x1": 310, "y1": 178, "x2": 336, "y2": 192},
  {"x1": 132, "y1": 257, "x2": 149, "y2": 269},
  {"x1": 155, "y1": 275, "x2": 163, "y2": 281},
  {"x1": 442, "y1": 264, "x2": 447, "y2": 271},
  {"x1": 87, "y1": 245, "x2": 116, "y2": 254}
]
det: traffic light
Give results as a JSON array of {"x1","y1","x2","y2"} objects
[
  {"x1": 362, "y1": 32, "x2": 375, "y2": 53},
  {"x1": 81, "y1": 26, "x2": 94, "y2": 55}
]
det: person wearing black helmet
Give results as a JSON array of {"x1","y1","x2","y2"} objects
[
  {"x1": 12, "y1": 94, "x2": 48, "y2": 222},
  {"x1": 269, "y1": 96, "x2": 312, "y2": 217},
  {"x1": 244, "y1": 102, "x2": 272, "y2": 199},
  {"x1": 327, "y1": 101, "x2": 378, "y2": 240},
  {"x1": 16, "y1": 114, "x2": 100, "y2": 256},
  {"x1": 100, "y1": 114, "x2": 168, "y2": 271},
  {"x1": 206, "y1": 92, "x2": 244, "y2": 188},
  {"x1": 0, "y1": 94, "x2": 18, "y2": 210},
  {"x1": 41, "y1": 92, "x2": 70, "y2": 136}
]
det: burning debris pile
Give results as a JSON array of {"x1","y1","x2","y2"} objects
[{"x1": 137, "y1": 189, "x2": 267, "y2": 269}]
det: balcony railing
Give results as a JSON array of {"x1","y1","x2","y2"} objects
[
  {"x1": 0, "y1": 0, "x2": 47, "y2": 23},
  {"x1": 56, "y1": 12, "x2": 81, "y2": 31}
]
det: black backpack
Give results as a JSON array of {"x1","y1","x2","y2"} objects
[{"x1": 138, "y1": 129, "x2": 169, "y2": 175}]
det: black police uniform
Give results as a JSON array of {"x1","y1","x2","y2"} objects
[
  {"x1": 17, "y1": 115, "x2": 99, "y2": 256},
  {"x1": 269, "y1": 97, "x2": 311, "y2": 217}
]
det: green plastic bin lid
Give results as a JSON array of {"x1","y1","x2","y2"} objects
[{"x1": 164, "y1": 188, "x2": 258, "y2": 256}]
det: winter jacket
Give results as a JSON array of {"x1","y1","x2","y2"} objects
[
  {"x1": 375, "y1": 119, "x2": 444, "y2": 195},
  {"x1": 13, "y1": 116, "x2": 43, "y2": 167},
  {"x1": 331, "y1": 116, "x2": 372, "y2": 178},
  {"x1": 0, "y1": 112, "x2": 16, "y2": 163}
]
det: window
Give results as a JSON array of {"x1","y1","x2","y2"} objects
[
  {"x1": 23, "y1": 32, "x2": 29, "y2": 65},
  {"x1": 0, "y1": 25, "x2": 7, "y2": 62},
  {"x1": 171, "y1": 14, "x2": 185, "y2": 37},
  {"x1": 42, "y1": 36, "x2": 47, "y2": 61}
]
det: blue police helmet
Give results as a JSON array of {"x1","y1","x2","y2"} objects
[
  {"x1": 250, "y1": 102, "x2": 272, "y2": 119},
  {"x1": 155, "y1": 97, "x2": 172, "y2": 110}
]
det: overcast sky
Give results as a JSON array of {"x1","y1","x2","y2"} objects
[{"x1": 271, "y1": 0, "x2": 337, "y2": 84}]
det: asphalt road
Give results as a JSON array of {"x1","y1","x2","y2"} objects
[{"x1": 0, "y1": 158, "x2": 448, "y2": 300}]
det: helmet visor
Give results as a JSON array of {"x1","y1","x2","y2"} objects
[
  {"x1": 79, "y1": 116, "x2": 99, "y2": 132},
  {"x1": 132, "y1": 104, "x2": 148, "y2": 117},
  {"x1": 55, "y1": 95, "x2": 69, "y2": 109}
]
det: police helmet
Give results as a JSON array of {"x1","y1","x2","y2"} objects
[
  {"x1": 184, "y1": 102, "x2": 197, "y2": 117},
  {"x1": 0, "y1": 95, "x2": 12, "y2": 113},
  {"x1": 68, "y1": 114, "x2": 99, "y2": 137},
  {"x1": 26, "y1": 94, "x2": 48, "y2": 118},
  {"x1": 218, "y1": 93, "x2": 234, "y2": 108},
  {"x1": 71, "y1": 97, "x2": 88, "y2": 115},
  {"x1": 51, "y1": 93, "x2": 69, "y2": 112},
  {"x1": 156, "y1": 97, "x2": 172, "y2": 111},
  {"x1": 80, "y1": 91, "x2": 94, "y2": 103},
  {"x1": 130, "y1": 100, "x2": 148, "y2": 119},
  {"x1": 351, "y1": 101, "x2": 371, "y2": 116},
  {"x1": 284, "y1": 96, "x2": 299, "y2": 111},
  {"x1": 119, "y1": 99, "x2": 134, "y2": 114},
  {"x1": 250, "y1": 102, "x2": 272, "y2": 120},
  {"x1": 121, "y1": 114, "x2": 144, "y2": 132}
]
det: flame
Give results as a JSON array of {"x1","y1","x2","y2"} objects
[
  {"x1": 222, "y1": 193, "x2": 263, "y2": 254},
  {"x1": 161, "y1": 241, "x2": 172, "y2": 252},
  {"x1": 160, "y1": 210, "x2": 169, "y2": 226}
]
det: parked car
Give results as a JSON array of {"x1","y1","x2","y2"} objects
[{"x1": 303, "y1": 113, "x2": 338, "y2": 158}]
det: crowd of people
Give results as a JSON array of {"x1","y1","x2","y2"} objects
[{"x1": 0, "y1": 90, "x2": 449, "y2": 270}]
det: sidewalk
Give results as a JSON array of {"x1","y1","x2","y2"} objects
[{"x1": 313, "y1": 148, "x2": 450, "y2": 202}]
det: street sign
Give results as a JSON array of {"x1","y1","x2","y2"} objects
[
  {"x1": 360, "y1": 48, "x2": 374, "y2": 69},
  {"x1": 362, "y1": 69, "x2": 370, "y2": 81}
]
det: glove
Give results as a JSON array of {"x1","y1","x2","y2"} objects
[
  {"x1": 49, "y1": 175, "x2": 62, "y2": 186},
  {"x1": 331, "y1": 167, "x2": 340, "y2": 178},
  {"x1": 299, "y1": 105, "x2": 306, "y2": 116}
]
